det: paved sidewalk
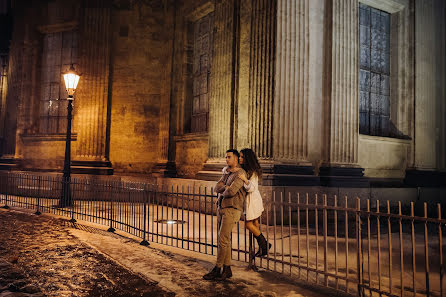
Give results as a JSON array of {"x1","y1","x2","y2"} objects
[{"x1": 0, "y1": 207, "x2": 351, "y2": 297}]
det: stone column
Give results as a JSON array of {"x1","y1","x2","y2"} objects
[
  {"x1": 197, "y1": 0, "x2": 236, "y2": 179},
  {"x1": 0, "y1": 26, "x2": 24, "y2": 168},
  {"x1": 238, "y1": 0, "x2": 275, "y2": 159},
  {"x1": 0, "y1": 37, "x2": 36, "y2": 171},
  {"x1": 264, "y1": 0, "x2": 318, "y2": 186},
  {"x1": 153, "y1": 2, "x2": 176, "y2": 177},
  {"x1": 0, "y1": 46, "x2": 17, "y2": 167},
  {"x1": 72, "y1": 0, "x2": 113, "y2": 174},
  {"x1": 0, "y1": 55, "x2": 7, "y2": 138},
  {"x1": 236, "y1": 0, "x2": 318, "y2": 186},
  {"x1": 13, "y1": 39, "x2": 36, "y2": 160},
  {"x1": 208, "y1": 0, "x2": 235, "y2": 159},
  {"x1": 274, "y1": 0, "x2": 309, "y2": 163},
  {"x1": 413, "y1": 0, "x2": 436, "y2": 171},
  {"x1": 405, "y1": 0, "x2": 446, "y2": 186},
  {"x1": 439, "y1": 0, "x2": 446, "y2": 172},
  {"x1": 320, "y1": 0, "x2": 368, "y2": 187},
  {"x1": 235, "y1": 0, "x2": 252, "y2": 152}
]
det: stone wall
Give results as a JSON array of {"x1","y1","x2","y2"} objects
[
  {"x1": 174, "y1": 135, "x2": 208, "y2": 178},
  {"x1": 167, "y1": 0, "x2": 215, "y2": 176},
  {"x1": 414, "y1": 0, "x2": 446, "y2": 171},
  {"x1": 5, "y1": 0, "x2": 81, "y2": 170},
  {"x1": 355, "y1": 0, "x2": 415, "y2": 179},
  {"x1": 1, "y1": 0, "x2": 175, "y2": 174},
  {"x1": 1, "y1": 0, "x2": 445, "y2": 187},
  {"x1": 92, "y1": 1, "x2": 173, "y2": 174},
  {"x1": 358, "y1": 134, "x2": 410, "y2": 178}
]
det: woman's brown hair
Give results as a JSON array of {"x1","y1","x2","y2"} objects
[{"x1": 240, "y1": 148, "x2": 262, "y2": 180}]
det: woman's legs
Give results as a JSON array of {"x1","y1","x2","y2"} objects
[
  {"x1": 245, "y1": 219, "x2": 261, "y2": 237},
  {"x1": 247, "y1": 218, "x2": 271, "y2": 257}
]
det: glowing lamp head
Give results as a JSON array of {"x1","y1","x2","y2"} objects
[{"x1": 63, "y1": 64, "x2": 80, "y2": 98}]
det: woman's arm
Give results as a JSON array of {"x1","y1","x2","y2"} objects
[
  {"x1": 222, "y1": 174, "x2": 245, "y2": 197},
  {"x1": 244, "y1": 174, "x2": 258, "y2": 193}
]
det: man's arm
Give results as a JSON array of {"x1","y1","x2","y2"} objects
[
  {"x1": 215, "y1": 174, "x2": 226, "y2": 193},
  {"x1": 222, "y1": 173, "x2": 246, "y2": 197}
]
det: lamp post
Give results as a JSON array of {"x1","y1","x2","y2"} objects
[{"x1": 59, "y1": 64, "x2": 80, "y2": 208}]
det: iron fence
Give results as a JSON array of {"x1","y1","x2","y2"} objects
[{"x1": 0, "y1": 172, "x2": 444, "y2": 297}]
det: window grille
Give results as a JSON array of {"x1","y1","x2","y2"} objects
[
  {"x1": 359, "y1": 3, "x2": 390, "y2": 136},
  {"x1": 190, "y1": 13, "x2": 213, "y2": 133},
  {"x1": 39, "y1": 31, "x2": 77, "y2": 134}
]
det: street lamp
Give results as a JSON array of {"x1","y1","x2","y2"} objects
[{"x1": 59, "y1": 64, "x2": 80, "y2": 208}]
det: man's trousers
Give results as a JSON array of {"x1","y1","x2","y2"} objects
[{"x1": 216, "y1": 207, "x2": 241, "y2": 267}]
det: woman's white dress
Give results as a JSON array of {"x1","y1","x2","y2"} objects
[{"x1": 244, "y1": 173, "x2": 264, "y2": 220}]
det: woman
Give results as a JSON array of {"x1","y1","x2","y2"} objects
[{"x1": 239, "y1": 148, "x2": 271, "y2": 257}]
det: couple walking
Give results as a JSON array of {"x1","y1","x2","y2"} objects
[{"x1": 203, "y1": 148, "x2": 271, "y2": 281}]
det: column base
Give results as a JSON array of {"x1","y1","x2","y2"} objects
[
  {"x1": 261, "y1": 164, "x2": 320, "y2": 186},
  {"x1": 0, "y1": 155, "x2": 18, "y2": 171},
  {"x1": 404, "y1": 169, "x2": 446, "y2": 187},
  {"x1": 196, "y1": 162, "x2": 320, "y2": 186},
  {"x1": 195, "y1": 161, "x2": 226, "y2": 181},
  {"x1": 319, "y1": 166, "x2": 369, "y2": 188},
  {"x1": 368, "y1": 178, "x2": 405, "y2": 188},
  {"x1": 71, "y1": 160, "x2": 114, "y2": 175},
  {"x1": 152, "y1": 161, "x2": 177, "y2": 178}
]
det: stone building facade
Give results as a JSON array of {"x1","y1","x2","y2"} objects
[{"x1": 0, "y1": 0, "x2": 445, "y2": 191}]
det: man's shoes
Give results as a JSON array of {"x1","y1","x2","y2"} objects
[
  {"x1": 216, "y1": 265, "x2": 232, "y2": 281},
  {"x1": 203, "y1": 266, "x2": 221, "y2": 280}
]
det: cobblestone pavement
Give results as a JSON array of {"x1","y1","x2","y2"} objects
[{"x1": 0, "y1": 209, "x2": 174, "y2": 297}]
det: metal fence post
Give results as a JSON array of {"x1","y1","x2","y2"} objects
[
  {"x1": 107, "y1": 181, "x2": 115, "y2": 232},
  {"x1": 323, "y1": 194, "x2": 328, "y2": 286},
  {"x1": 69, "y1": 177, "x2": 76, "y2": 223},
  {"x1": 356, "y1": 198, "x2": 363, "y2": 297},
  {"x1": 140, "y1": 184, "x2": 149, "y2": 246},
  {"x1": 438, "y1": 203, "x2": 443, "y2": 297},
  {"x1": 424, "y1": 203, "x2": 430, "y2": 297},
  {"x1": 253, "y1": 233, "x2": 259, "y2": 271},
  {"x1": 247, "y1": 221, "x2": 258, "y2": 271},
  {"x1": 0, "y1": 174, "x2": 2, "y2": 207},
  {"x1": 2, "y1": 173, "x2": 10, "y2": 209},
  {"x1": 35, "y1": 176, "x2": 42, "y2": 215}
]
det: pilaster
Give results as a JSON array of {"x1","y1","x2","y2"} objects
[
  {"x1": 197, "y1": 0, "x2": 236, "y2": 180},
  {"x1": 208, "y1": 0, "x2": 235, "y2": 159},
  {"x1": 73, "y1": 0, "x2": 113, "y2": 174},
  {"x1": 321, "y1": 0, "x2": 368, "y2": 187},
  {"x1": 405, "y1": 0, "x2": 446, "y2": 186},
  {"x1": 264, "y1": 0, "x2": 319, "y2": 186}
]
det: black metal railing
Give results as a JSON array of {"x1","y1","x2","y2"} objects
[{"x1": 0, "y1": 172, "x2": 444, "y2": 297}]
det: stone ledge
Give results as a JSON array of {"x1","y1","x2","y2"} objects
[
  {"x1": 174, "y1": 133, "x2": 208, "y2": 142},
  {"x1": 0, "y1": 156, "x2": 17, "y2": 171},
  {"x1": 21, "y1": 134, "x2": 78, "y2": 142},
  {"x1": 319, "y1": 167, "x2": 370, "y2": 188},
  {"x1": 404, "y1": 170, "x2": 446, "y2": 187},
  {"x1": 71, "y1": 160, "x2": 114, "y2": 175}
]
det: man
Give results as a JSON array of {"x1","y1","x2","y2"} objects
[{"x1": 203, "y1": 149, "x2": 247, "y2": 281}]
